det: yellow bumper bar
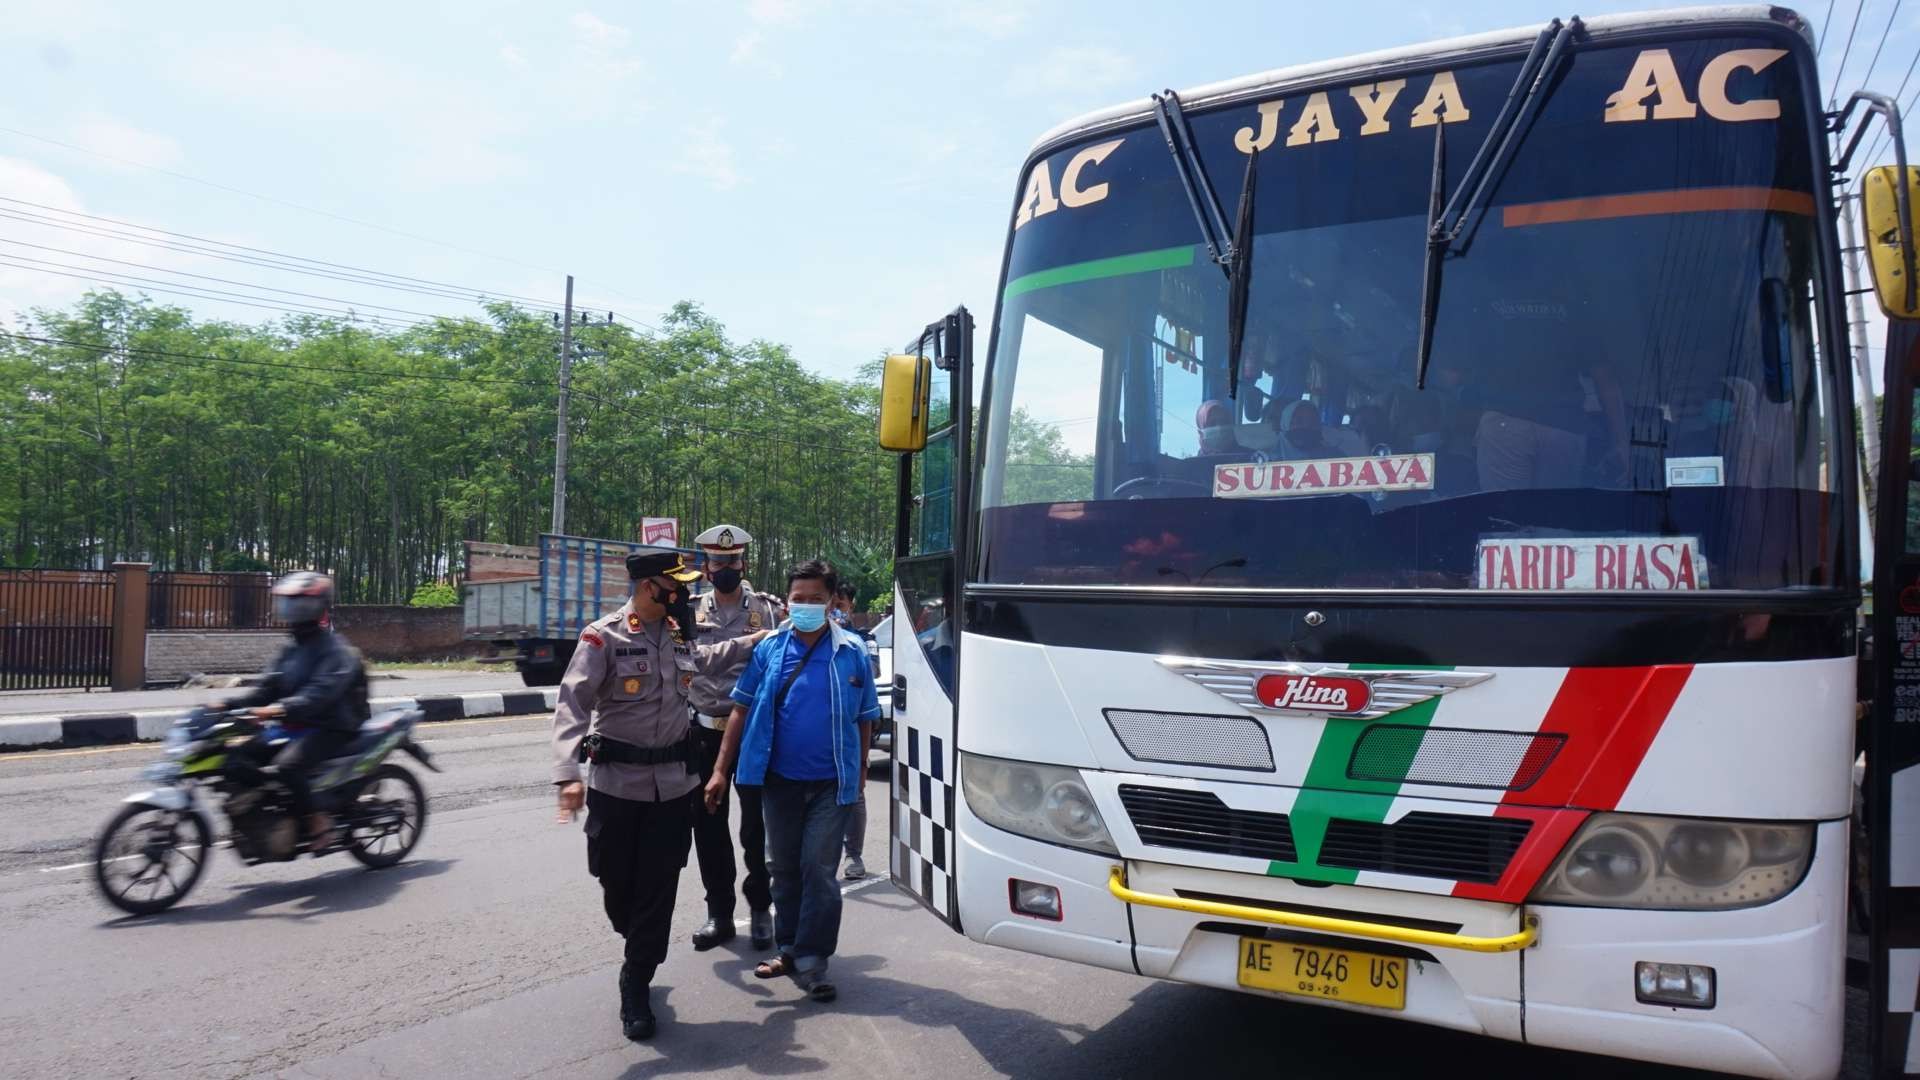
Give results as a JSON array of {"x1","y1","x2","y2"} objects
[{"x1": 1107, "y1": 866, "x2": 1539, "y2": 954}]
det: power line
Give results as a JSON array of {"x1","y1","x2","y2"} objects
[
  {"x1": 1820, "y1": 0, "x2": 1840, "y2": 51},
  {"x1": 0, "y1": 196, "x2": 569, "y2": 313},
  {"x1": 0, "y1": 125, "x2": 670, "y2": 313},
  {"x1": 0, "y1": 237, "x2": 499, "y2": 323},
  {"x1": 0, "y1": 199, "x2": 664, "y2": 337},
  {"x1": 0, "y1": 256, "x2": 436, "y2": 328},
  {"x1": 1860, "y1": 0, "x2": 1907, "y2": 88},
  {"x1": 1830, "y1": 0, "x2": 1871, "y2": 102}
]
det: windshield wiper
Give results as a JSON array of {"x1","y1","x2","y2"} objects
[
  {"x1": 1416, "y1": 16, "x2": 1580, "y2": 389},
  {"x1": 1153, "y1": 90, "x2": 1261, "y2": 400}
]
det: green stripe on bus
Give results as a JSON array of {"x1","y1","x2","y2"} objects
[
  {"x1": 1267, "y1": 665, "x2": 1453, "y2": 884},
  {"x1": 1001, "y1": 245, "x2": 1196, "y2": 300}
]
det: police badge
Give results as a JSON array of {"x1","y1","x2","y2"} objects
[
  {"x1": 623, "y1": 677, "x2": 641, "y2": 695},
  {"x1": 626, "y1": 613, "x2": 643, "y2": 632},
  {"x1": 749, "y1": 611, "x2": 763, "y2": 629}
]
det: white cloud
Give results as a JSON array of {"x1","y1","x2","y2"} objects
[
  {"x1": 570, "y1": 11, "x2": 631, "y2": 48},
  {"x1": 674, "y1": 120, "x2": 742, "y2": 191},
  {"x1": 66, "y1": 114, "x2": 185, "y2": 171},
  {"x1": 747, "y1": 0, "x2": 818, "y2": 26},
  {"x1": 731, "y1": 30, "x2": 764, "y2": 65},
  {"x1": 938, "y1": 0, "x2": 1027, "y2": 38},
  {"x1": 499, "y1": 44, "x2": 528, "y2": 69},
  {"x1": 171, "y1": 29, "x2": 533, "y2": 189},
  {"x1": 1006, "y1": 45, "x2": 1137, "y2": 98}
]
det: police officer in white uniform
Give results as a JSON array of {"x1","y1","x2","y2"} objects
[{"x1": 686, "y1": 524, "x2": 786, "y2": 951}]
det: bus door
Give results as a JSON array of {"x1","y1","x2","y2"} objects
[
  {"x1": 878, "y1": 308, "x2": 972, "y2": 931},
  {"x1": 1859, "y1": 149, "x2": 1920, "y2": 1077}
]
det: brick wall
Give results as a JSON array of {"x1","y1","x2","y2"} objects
[
  {"x1": 147, "y1": 631, "x2": 283, "y2": 682},
  {"x1": 332, "y1": 605, "x2": 482, "y2": 661}
]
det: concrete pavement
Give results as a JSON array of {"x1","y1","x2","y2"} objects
[
  {"x1": 0, "y1": 716, "x2": 1870, "y2": 1079},
  {"x1": 0, "y1": 669, "x2": 540, "y2": 750}
]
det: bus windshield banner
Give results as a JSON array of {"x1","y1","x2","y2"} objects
[{"x1": 1475, "y1": 535, "x2": 1707, "y2": 591}]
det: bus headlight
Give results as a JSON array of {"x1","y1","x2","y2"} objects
[
  {"x1": 962, "y1": 753, "x2": 1117, "y2": 855},
  {"x1": 1531, "y1": 814, "x2": 1813, "y2": 910}
]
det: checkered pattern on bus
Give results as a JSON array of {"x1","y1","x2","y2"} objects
[{"x1": 890, "y1": 722, "x2": 954, "y2": 922}]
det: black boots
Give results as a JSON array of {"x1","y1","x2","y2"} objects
[
  {"x1": 749, "y1": 909, "x2": 774, "y2": 951},
  {"x1": 618, "y1": 962, "x2": 655, "y2": 1041},
  {"x1": 691, "y1": 916, "x2": 735, "y2": 951}
]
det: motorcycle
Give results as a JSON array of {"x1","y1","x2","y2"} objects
[{"x1": 92, "y1": 705, "x2": 439, "y2": 916}]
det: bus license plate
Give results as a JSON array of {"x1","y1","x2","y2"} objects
[{"x1": 1236, "y1": 938, "x2": 1407, "y2": 1011}]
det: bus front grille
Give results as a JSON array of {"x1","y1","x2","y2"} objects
[
  {"x1": 1317, "y1": 813, "x2": 1532, "y2": 884},
  {"x1": 1116, "y1": 786, "x2": 1531, "y2": 884},
  {"x1": 1118, "y1": 785, "x2": 1296, "y2": 862}
]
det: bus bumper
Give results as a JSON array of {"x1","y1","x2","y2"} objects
[{"x1": 956, "y1": 797, "x2": 1844, "y2": 1079}]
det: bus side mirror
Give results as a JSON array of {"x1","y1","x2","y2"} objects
[
  {"x1": 1861, "y1": 165, "x2": 1920, "y2": 318},
  {"x1": 878, "y1": 352, "x2": 931, "y2": 452}
]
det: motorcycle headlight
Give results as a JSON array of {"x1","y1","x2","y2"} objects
[
  {"x1": 142, "y1": 760, "x2": 184, "y2": 782},
  {"x1": 961, "y1": 753, "x2": 1116, "y2": 855},
  {"x1": 162, "y1": 723, "x2": 193, "y2": 759},
  {"x1": 1531, "y1": 814, "x2": 1813, "y2": 910}
]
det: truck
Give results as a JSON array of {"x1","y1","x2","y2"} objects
[{"x1": 462, "y1": 534, "x2": 699, "y2": 687}]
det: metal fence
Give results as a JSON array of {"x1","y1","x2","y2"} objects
[
  {"x1": 148, "y1": 571, "x2": 280, "y2": 630},
  {"x1": 0, "y1": 568, "x2": 115, "y2": 691}
]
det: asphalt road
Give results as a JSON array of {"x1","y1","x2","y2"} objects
[{"x1": 0, "y1": 716, "x2": 1870, "y2": 1079}]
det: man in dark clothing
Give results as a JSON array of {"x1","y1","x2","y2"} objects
[{"x1": 223, "y1": 571, "x2": 368, "y2": 850}]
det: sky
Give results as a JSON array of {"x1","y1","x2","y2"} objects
[{"x1": 0, "y1": 0, "x2": 1915, "y2": 387}]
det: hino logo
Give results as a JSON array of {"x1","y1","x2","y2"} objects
[
  {"x1": 1257, "y1": 674, "x2": 1370, "y2": 714},
  {"x1": 1156, "y1": 659, "x2": 1493, "y2": 720}
]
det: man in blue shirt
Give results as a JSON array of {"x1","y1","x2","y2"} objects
[{"x1": 704, "y1": 559, "x2": 879, "y2": 1002}]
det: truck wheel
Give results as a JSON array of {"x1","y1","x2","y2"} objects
[{"x1": 521, "y1": 663, "x2": 563, "y2": 687}]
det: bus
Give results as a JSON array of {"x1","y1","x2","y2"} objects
[{"x1": 876, "y1": 8, "x2": 1920, "y2": 1078}]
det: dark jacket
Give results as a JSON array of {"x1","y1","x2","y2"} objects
[{"x1": 232, "y1": 628, "x2": 369, "y2": 732}]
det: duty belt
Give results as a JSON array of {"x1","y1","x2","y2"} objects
[
  {"x1": 578, "y1": 731, "x2": 693, "y2": 766},
  {"x1": 692, "y1": 709, "x2": 731, "y2": 731}
]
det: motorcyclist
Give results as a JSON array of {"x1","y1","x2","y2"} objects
[{"x1": 222, "y1": 571, "x2": 369, "y2": 850}]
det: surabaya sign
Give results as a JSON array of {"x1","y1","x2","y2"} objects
[
  {"x1": 1476, "y1": 536, "x2": 1708, "y2": 591},
  {"x1": 1212, "y1": 453, "x2": 1435, "y2": 499}
]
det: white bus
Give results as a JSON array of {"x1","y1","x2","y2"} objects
[{"x1": 878, "y1": 8, "x2": 1920, "y2": 1078}]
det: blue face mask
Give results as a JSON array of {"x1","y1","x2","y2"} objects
[{"x1": 788, "y1": 603, "x2": 828, "y2": 632}]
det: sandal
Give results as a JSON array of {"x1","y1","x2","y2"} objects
[
  {"x1": 754, "y1": 954, "x2": 795, "y2": 980},
  {"x1": 805, "y1": 979, "x2": 837, "y2": 1003}
]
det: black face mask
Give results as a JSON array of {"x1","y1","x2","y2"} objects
[
  {"x1": 648, "y1": 582, "x2": 694, "y2": 629},
  {"x1": 710, "y1": 568, "x2": 743, "y2": 594}
]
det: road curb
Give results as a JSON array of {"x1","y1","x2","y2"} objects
[{"x1": 0, "y1": 688, "x2": 558, "y2": 752}]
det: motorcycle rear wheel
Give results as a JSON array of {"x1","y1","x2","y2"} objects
[
  {"x1": 346, "y1": 764, "x2": 427, "y2": 869},
  {"x1": 93, "y1": 801, "x2": 212, "y2": 916}
]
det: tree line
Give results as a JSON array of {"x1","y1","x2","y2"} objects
[{"x1": 0, "y1": 291, "x2": 900, "y2": 606}]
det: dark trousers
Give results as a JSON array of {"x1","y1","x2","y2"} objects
[
  {"x1": 585, "y1": 786, "x2": 694, "y2": 981},
  {"x1": 270, "y1": 728, "x2": 358, "y2": 819},
  {"x1": 691, "y1": 724, "x2": 771, "y2": 918},
  {"x1": 761, "y1": 775, "x2": 853, "y2": 975}
]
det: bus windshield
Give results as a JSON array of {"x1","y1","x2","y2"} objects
[{"x1": 977, "y1": 33, "x2": 1843, "y2": 593}]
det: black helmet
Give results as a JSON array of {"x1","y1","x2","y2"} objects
[{"x1": 271, "y1": 571, "x2": 334, "y2": 626}]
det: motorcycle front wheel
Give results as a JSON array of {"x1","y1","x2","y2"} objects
[
  {"x1": 346, "y1": 763, "x2": 427, "y2": 869},
  {"x1": 93, "y1": 800, "x2": 213, "y2": 916}
]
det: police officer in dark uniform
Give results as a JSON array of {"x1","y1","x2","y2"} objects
[
  {"x1": 552, "y1": 549, "x2": 768, "y2": 1041},
  {"x1": 686, "y1": 523, "x2": 786, "y2": 952}
]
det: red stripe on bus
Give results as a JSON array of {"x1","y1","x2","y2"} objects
[
  {"x1": 1519, "y1": 666, "x2": 1693, "y2": 809},
  {"x1": 1448, "y1": 666, "x2": 1692, "y2": 902},
  {"x1": 1451, "y1": 805, "x2": 1587, "y2": 903}
]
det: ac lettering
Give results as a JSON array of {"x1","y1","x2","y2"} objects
[
  {"x1": 1604, "y1": 47, "x2": 1786, "y2": 123},
  {"x1": 1014, "y1": 138, "x2": 1125, "y2": 229}
]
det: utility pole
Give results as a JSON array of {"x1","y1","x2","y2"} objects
[
  {"x1": 552, "y1": 274, "x2": 575, "y2": 536},
  {"x1": 1842, "y1": 192, "x2": 1882, "y2": 516}
]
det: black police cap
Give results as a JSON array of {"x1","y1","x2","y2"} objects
[{"x1": 626, "y1": 550, "x2": 700, "y2": 582}]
